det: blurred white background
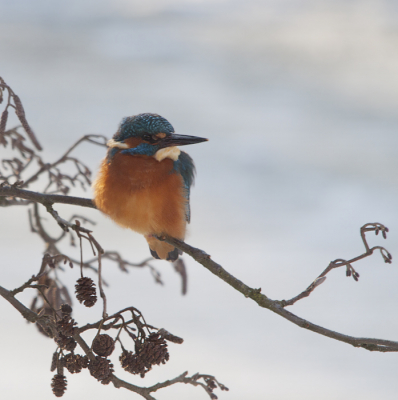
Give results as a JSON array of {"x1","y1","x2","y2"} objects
[{"x1": 1, "y1": 0, "x2": 398, "y2": 399}]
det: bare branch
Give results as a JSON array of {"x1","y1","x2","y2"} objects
[
  {"x1": 161, "y1": 234, "x2": 398, "y2": 352},
  {"x1": 22, "y1": 134, "x2": 107, "y2": 188},
  {"x1": 283, "y1": 223, "x2": 391, "y2": 306},
  {"x1": 5, "y1": 173, "x2": 397, "y2": 353},
  {"x1": 0, "y1": 287, "x2": 205, "y2": 400},
  {"x1": 0, "y1": 285, "x2": 38, "y2": 323},
  {"x1": 0, "y1": 78, "x2": 42, "y2": 150},
  {"x1": 0, "y1": 185, "x2": 95, "y2": 208}
]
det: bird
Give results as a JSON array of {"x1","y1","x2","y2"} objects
[{"x1": 93, "y1": 113, "x2": 207, "y2": 261}]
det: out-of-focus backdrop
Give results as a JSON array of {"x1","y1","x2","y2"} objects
[{"x1": 1, "y1": 0, "x2": 398, "y2": 399}]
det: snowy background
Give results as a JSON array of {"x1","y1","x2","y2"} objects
[{"x1": 1, "y1": 0, "x2": 398, "y2": 399}]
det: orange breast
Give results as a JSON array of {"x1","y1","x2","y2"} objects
[{"x1": 93, "y1": 151, "x2": 187, "y2": 240}]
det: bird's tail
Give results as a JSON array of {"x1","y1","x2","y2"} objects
[{"x1": 145, "y1": 235, "x2": 182, "y2": 262}]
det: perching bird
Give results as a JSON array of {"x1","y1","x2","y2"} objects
[{"x1": 93, "y1": 113, "x2": 207, "y2": 261}]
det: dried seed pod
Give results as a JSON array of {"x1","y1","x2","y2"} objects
[
  {"x1": 63, "y1": 353, "x2": 88, "y2": 374},
  {"x1": 60, "y1": 304, "x2": 72, "y2": 315},
  {"x1": 92, "y1": 334, "x2": 115, "y2": 357},
  {"x1": 142, "y1": 332, "x2": 170, "y2": 367},
  {"x1": 55, "y1": 333, "x2": 77, "y2": 352},
  {"x1": 0, "y1": 109, "x2": 8, "y2": 135},
  {"x1": 120, "y1": 332, "x2": 170, "y2": 378},
  {"x1": 50, "y1": 351, "x2": 59, "y2": 372},
  {"x1": 120, "y1": 350, "x2": 146, "y2": 377},
  {"x1": 13, "y1": 94, "x2": 42, "y2": 151},
  {"x1": 75, "y1": 277, "x2": 97, "y2": 307},
  {"x1": 56, "y1": 315, "x2": 76, "y2": 337},
  {"x1": 205, "y1": 378, "x2": 217, "y2": 390},
  {"x1": 219, "y1": 383, "x2": 229, "y2": 391},
  {"x1": 158, "y1": 328, "x2": 184, "y2": 344},
  {"x1": 88, "y1": 356, "x2": 114, "y2": 385},
  {"x1": 51, "y1": 374, "x2": 67, "y2": 397}
]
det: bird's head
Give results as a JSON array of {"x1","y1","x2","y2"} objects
[{"x1": 107, "y1": 113, "x2": 207, "y2": 159}]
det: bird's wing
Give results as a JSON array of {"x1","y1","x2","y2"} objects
[{"x1": 174, "y1": 151, "x2": 196, "y2": 223}]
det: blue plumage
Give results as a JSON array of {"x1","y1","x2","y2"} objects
[
  {"x1": 122, "y1": 143, "x2": 159, "y2": 157},
  {"x1": 173, "y1": 151, "x2": 195, "y2": 222},
  {"x1": 115, "y1": 113, "x2": 174, "y2": 141},
  {"x1": 99, "y1": 112, "x2": 207, "y2": 261}
]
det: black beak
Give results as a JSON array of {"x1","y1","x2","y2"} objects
[{"x1": 159, "y1": 134, "x2": 208, "y2": 148}]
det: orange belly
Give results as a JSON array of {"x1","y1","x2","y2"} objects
[{"x1": 93, "y1": 152, "x2": 187, "y2": 254}]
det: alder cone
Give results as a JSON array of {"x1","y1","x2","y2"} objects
[
  {"x1": 56, "y1": 315, "x2": 76, "y2": 337},
  {"x1": 63, "y1": 353, "x2": 88, "y2": 374},
  {"x1": 88, "y1": 356, "x2": 114, "y2": 385},
  {"x1": 119, "y1": 332, "x2": 170, "y2": 378},
  {"x1": 75, "y1": 277, "x2": 97, "y2": 307},
  {"x1": 92, "y1": 334, "x2": 115, "y2": 357},
  {"x1": 60, "y1": 304, "x2": 72, "y2": 315},
  {"x1": 51, "y1": 374, "x2": 67, "y2": 397}
]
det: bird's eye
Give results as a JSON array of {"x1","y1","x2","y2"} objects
[{"x1": 142, "y1": 133, "x2": 154, "y2": 142}]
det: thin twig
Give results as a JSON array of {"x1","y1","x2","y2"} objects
[
  {"x1": 21, "y1": 134, "x2": 106, "y2": 188},
  {"x1": 161, "y1": 234, "x2": 398, "y2": 352},
  {"x1": 98, "y1": 251, "x2": 107, "y2": 318},
  {"x1": 282, "y1": 223, "x2": 391, "y2": 306}
]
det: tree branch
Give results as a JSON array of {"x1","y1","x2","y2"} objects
[
  {"x1": 282, "y1": 223, "x2": 391, "y2": 306},
  {"x1": 1, "y1": 77, "x2": 227, "y2": 399},
  {"x1": 21, "y1": 134, "x2": 107, "y2": 188},
  {"x1": 0, "y1": 185, "x2": 95, "y2": 208},
  {"x1": 3, "y1": 181, "x2": 397, "y2": 353},
  {"x1": 1, "y1": 277, "x2": 223, "y2": 399},
  {"x1": 0, "y1": 285, "x2": 38, "y2": 323},
  {"x1": 161, "y1": 235, "x2": 398, "y2": 352}
]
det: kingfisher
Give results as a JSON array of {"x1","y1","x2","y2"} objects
[{"x1": 93, "y1": 113, "x2": 207, "y2": 261}]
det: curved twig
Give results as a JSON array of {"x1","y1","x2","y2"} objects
[{"x1": 161, "y1": 235, "x2": 398, "y2": 352}]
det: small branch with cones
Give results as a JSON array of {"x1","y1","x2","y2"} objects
[
  {"x1": 0, "y1": 279, "x2": 227, "y2": 400},
  {"x1": 1, "y1": 75, "x2": 398, "y2": 400}
]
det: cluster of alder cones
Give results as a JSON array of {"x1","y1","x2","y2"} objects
[
  {"x1": 51, "y1": 330, "x2": 173, "y2": 397},
  {"x1": 50, "y1": 277, "x2": 179, "y2": 397}
]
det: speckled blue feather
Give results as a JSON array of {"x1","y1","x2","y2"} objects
[
  {"x1": 174, "y1": 151, "x2": 195, "y2": 222},
  {"x1": 121, "y1": 143, "x2": 159, "y2": 157},
  {"x1": 114, "y1": 113, "x2": 175, "y2": 141}
]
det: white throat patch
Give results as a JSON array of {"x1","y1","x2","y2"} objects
[
  {"x1": 154, "y1": 147, "x2": 181, "y2": 162},
  {"x1": 107, "y1": 139, "x2": 128, "y2": 149}
]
